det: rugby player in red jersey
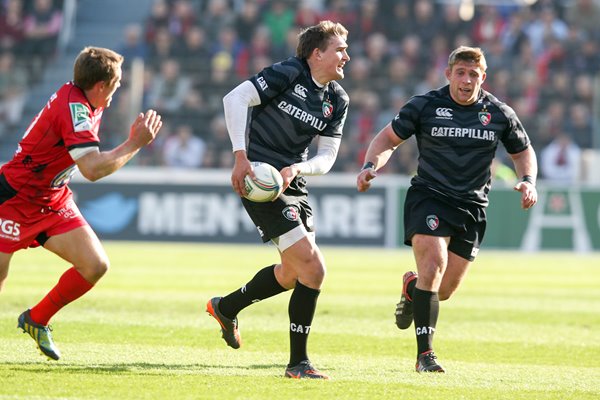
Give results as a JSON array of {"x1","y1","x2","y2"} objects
[{"x1": 0, "y1": 46, "x2": 162, "y2": 360}]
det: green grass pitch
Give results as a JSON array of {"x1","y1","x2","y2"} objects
[{"x1": 1, "y1": 242, "x2": 599, "y2": 399}]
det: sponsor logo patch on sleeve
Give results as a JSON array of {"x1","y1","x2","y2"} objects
[{"x1": 69, "y1": 102, "x2": 93, "y2": 132}]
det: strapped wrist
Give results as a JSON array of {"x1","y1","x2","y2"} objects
[
  {"x1": 362, "y1": 161, "x2": 375, "y2": 171},
  {"x1": 522, "y1": 175, "x2": 535, "y2": 186}
]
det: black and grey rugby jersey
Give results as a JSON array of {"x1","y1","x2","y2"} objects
[
  {"x1": 247, "y1": 57, "x2": 349, "y2": 172},
  {"x1": 391, "y1": 85, "x2": 530, "y2": 207}
]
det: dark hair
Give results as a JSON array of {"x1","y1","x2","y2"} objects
[
  {"x1": 73, "y1": 46, "x2": 124, "y2": 90},
  {"x1": 296, "y1": 20, "x2": 348, "y2": 59}
]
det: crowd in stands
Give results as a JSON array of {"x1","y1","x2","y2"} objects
[
  {"x1": 1, "y1": 0, "x2": 599, "y2": 183},
  {"x1": 0, "y1": 0, "x2": 63, "y2": 138}
]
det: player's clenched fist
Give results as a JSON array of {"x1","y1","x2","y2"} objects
[{"x1": 356, "y1": 168, "x2": 377, "y2": 192}]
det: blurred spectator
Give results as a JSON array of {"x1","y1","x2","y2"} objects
[
  {"x1": 173, "y1": 88, "x2": 212, "y2": 133},
  {"x1": 398, "y1": 34, "x2": 424, "y2": 72},
  {"x1": 383, "y1": 2, "x2": 411, "y2": 45},
  {"x1": 262, "y1": 0, "x2": 295, "y2": 48},
  {"x1": 147, "y1": 27, "x2": 182, "y2": 71},
  {"x1": 234, "y1": 0, "x2": 261, "y2": 45},
  {"x1": 295, "y1": 0, "x2": 320, "y2": 27},
  {"x1": 426, "y1": 34, "x2": 451, "y2": 75},
  {"x1": 147, "y1": 58, "x2": 192, "y2": 116},
  {"x1": 343, "y1": 56, "x2": 371, "y2": 94},
  {"x1": 536, "y1": 100, "x2": 567, "y2": 148},
  {"x1": 484, "y1": 38, "x2": 511, "y2": 72},
  {"x1": 414, "y1": 67, "x2": 445, "y2": 95},
  {"x1": 270, "y1": 25, "x2": 301, "y2": 61},
  {"x1": 162, "y1": 124, "x2": 206, "y2": 168},
  {"x1": 409, "y1": 0, "x2": 439, "y2": 47},
  {"x1": 199, "y1": 0, "x2": 235, "y2": 44},
  {"x1": 179, "y1": 25, "x2": 211, "y2": 85},
  {"x1": 566, "y1": 103, "x2": 593, "y2": 149},
  {"x1": 0, "y1": 0, "x2": 26, "y2": 56},
  {"x1": 565, "y1": 34, "x2": 600, "y2": 76},
  {"x1": 524, "y1": 5, "x2": 568, "y2": 56},
  {"x1": 540, "y1": 133, "x2": 582, "y2": 183},
  {"x1": 0, "y1": 51, "x2": 28, "y2": 131},
  {"x1": 144, "y1": 0, "x2": 170, "y2": 43},
  {"x1": 537, "y1": 69, "x2": 569, "y2": 110},
  {"x1": 565, "y1": 0, "x2": 600, "y2": 35},
  {"x1": 471, "y1": 5, "x2": 506, "y2": 46},
  {"x1": 439, "y1": 3, "x2": 472, "y2": 47},
  {"x1": 362, "y1": 32, "x2": 390, "y2": 91},
  {"x1": 22, "y1": 0, "x2": 63, "y2": 83},
  {"x1": 376, "y1": 88, "x2": 408, "y2": 133},
  {"x1": 500, "y1": 10, "x2": 529, "y2": 57},
  {"x1": 235, "y1": 25, "x2": 271, "y2": 78},
  {"x1": 118, "y1": 24, "x2": 148, "y2": 69},
  {"x1": 168, "y1": 0, "x2": 197, "y2": 38},
  {"x1": 210, "y1": 25, "x2": 244, "y2": 74},
  {"x1": 203, "y1": 51, "x2": 236, "y2": 113},
  {"x1": 202, "y1": 114, "x2": 232, "y2": 169},
  {"x1": 573, "y1": 75, "x2": 594, "y2": 105},
  {"x1": 320, "y1": 0, "x2": 355, "y2": 28},
  {"x1": 348, "y1": 90, "x2": 380, "y2": 168},
  {"x1": 485, "y1": 67, "x2": 513, "y2": 104},
  {"x1": 385, "y1": 55, "x2": 414, "y2": 96},
  {"x1": 349, "y1": 0, "x2": 384, "y2": 43}
]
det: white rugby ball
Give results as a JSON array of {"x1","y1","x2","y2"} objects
[{"x1": 243, "y1": 161, "x2": 284, "y2": 202}]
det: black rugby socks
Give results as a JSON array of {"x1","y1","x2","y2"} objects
[
  {"x1": 218, "y1": 264, "x2": 286, "y2": 319},
  {"x1": 412, "y1": 287, "x2": 440, "y2": 355},
  {"x1": 288, "y1": 281, "x2": 320, "y2": 366}
]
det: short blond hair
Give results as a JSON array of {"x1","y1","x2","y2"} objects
[{"x1": 448, "y1": 46, "x2": 487, "y2": 72}]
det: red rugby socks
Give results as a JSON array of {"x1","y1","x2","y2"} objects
[{"x1": 29, "y1": 267, "x2": 94, "y2": 326}]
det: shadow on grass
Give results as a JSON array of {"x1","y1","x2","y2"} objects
[{"x1": 1, "y1": 361, "x2": 284, "y2": 376}]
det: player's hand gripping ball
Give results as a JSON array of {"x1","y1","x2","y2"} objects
[{"x1": 243, "y1": 162, "x2": 284, "y2": 202}]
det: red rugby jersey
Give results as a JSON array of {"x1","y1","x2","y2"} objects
[{"x1": 0, "y1": 82, "x2": 102, "y2": 207}]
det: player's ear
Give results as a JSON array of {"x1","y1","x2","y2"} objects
[
  {"x1": 314, "y1": 48, "x2": 322, "y2": 60},
  {"x1": 444, "y1": 67, "x2": 451, "y2": 81},
  {"x1": 93, "y1": 80, "x2": 105, "y2": 92}
]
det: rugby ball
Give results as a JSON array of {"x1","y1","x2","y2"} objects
[{"x1": 243, "y1": 162, "x2": 284, "y2": 202}]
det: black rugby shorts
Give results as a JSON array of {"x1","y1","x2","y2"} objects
[
  {"x1": 403, "y1": 186, "x2": 487, "y2": 261},
  {"x1": 241, "y1": 192, "x2": 314, "y2": 243}
]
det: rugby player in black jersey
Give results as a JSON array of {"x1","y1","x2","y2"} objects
[
  {"x1": 357, "y1": 46, "x2": 538, "y2": 373},
  {"x1": 207, "y1": 20, "x2": 350, "y2": 380}
]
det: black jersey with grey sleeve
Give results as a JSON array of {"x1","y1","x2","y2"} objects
[
  {"x1": 391, "y1": 85, "x2": 530, "y2": 207},
  {"x1": 247, "y1": 57, "x2": 349, "y2": 172}
]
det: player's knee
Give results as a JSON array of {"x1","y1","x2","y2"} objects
[
  {"x1": 306, "y1": 257, "x2": 326, "y2": 284},
  {"x1": 438, "y1": 285, "x2": 457, "y2": 301},
  {"x1": 96, "y1": 258, "x2": 110, "y2": 277},
  {"x1": 293, "y1": 257, "x2": 325, "y2": 288},
  {"x1": 84, "y1": 257, "x2": 110, "y2": 281}
]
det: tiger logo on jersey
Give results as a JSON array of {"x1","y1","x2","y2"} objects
[
  {"x1": 478, "y1": 111, "x2": 491, "y2": 126},
  {"x1": 322, "y1": 100, "x2": 333, "y2": 118},
  {"x1": 69, "y1": 102, "x2": 93, "y2": 132}
]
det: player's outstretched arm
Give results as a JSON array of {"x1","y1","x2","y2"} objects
[
  {"x1": 76, "y1": 109, "x2": 163, "y2": 181},
  {"x1": 357, "y1": 123, "x2": 403, "y2": 192}
]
